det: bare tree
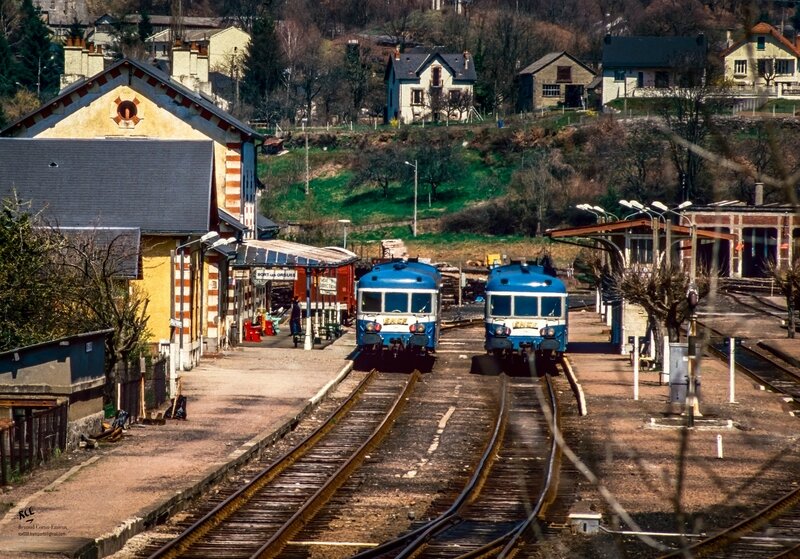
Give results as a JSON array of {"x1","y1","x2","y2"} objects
[
  {"x1": 351, "y1": 145, "x2": 403, "y2": 198},
  {"x1": 612, "y1": 264, "x2": 709, "y2": 364},
  {"x1": 768, "y1": 258, "x2": 800, "y2": 339},
  {"x1": 54, "y1": 229, "x2": 151, "y2": 373}
]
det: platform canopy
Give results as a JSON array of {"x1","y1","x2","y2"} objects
[{"x1": 234, "y1": 239, "x2": 358, "y2": 269}]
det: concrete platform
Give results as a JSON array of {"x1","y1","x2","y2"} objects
[{"x1": 0, "y1": 331, "x2": 357, "y2": 559}]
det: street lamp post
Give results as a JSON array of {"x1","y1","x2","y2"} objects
[
  {"x1": 337, "y1": 219, "x2": 351, "y2": 248},
  {"x1": 404, "y1": 160, "x2": 418, "y2": 237},
  {"x1": 302, "y1": 118, "x2": 309, "y2": 195}
]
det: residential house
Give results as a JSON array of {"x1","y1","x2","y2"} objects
[
  {"x1": 1, "y1": 56, "x2": 264, "y2": 371},
  {"x1": 33, "y1": 0, "x2": 90, "y2": 39},
  {"x1": 601, "y1": 34, "x2": 707, "y2": 106},
  {"x1": 517, "y1": 51, "x2": 596, "y2": 111},
  {"x1": 721, "y1": 22, "x2": 800, "y2": 91},
  {"x1": 385, "y1": 48, "x2": 477, "y2": 123}
]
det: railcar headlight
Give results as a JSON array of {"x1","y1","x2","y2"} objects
[
  {"x1": 493, "y1": 325, "x2": 511, "y2": 337},
  {"x1": 409, "y1": 323, "x2": 426, "y2": 333},
  {"x1": 540, "y1": 327, "x2": 556, "y2": 338},
  {"x1": 366, "y1": 322, "x2": 382, "y2": 333}
]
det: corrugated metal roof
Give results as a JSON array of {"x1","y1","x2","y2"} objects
[
  {"x1": 235, "y1": 239, "x2": 358, "y2": 269},
  {"x1": 0, "y1": 138, "x2": 214, "y2": 234}
]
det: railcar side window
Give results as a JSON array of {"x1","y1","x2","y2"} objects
[
  {"x1": 411, "y1": 293, "x2": 433, "y2": 313},
  {"x1": 385, "y1": 292, "x2": 409, "y2": 313},
  {"x1": 540, "y1": 297, "x2": 562, "y2": 317},
  {"x1": 514, "y1": 296, "x2": 538, "y2": 317},
  {"x1": 490, "y1": 295, "x2": 512, "y2": 316},
  {"x1": 361, "y1": 291, "x2": 381, "y2": 313}
]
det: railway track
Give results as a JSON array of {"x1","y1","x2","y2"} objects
[
  {"x1": 349, "y1": 359, "x2": 561, "y2": 559},
  {"x1": 659, "y1": 485, "x2": 800, "y2": 558},
  {"x1": 145, "y1": 369, "x2": 418, "y2": 559}
]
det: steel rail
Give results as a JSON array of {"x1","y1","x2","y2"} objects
[
  {"x1": 452, "y1": 364, "x2": 561, "y2": 559},
  {"x1": 657, "y1": 485, "x2": 800, "y2": 558},
  {"x1": 349, "y1": 374, "x2": 510, "y2": 559},
  {"x1": 148, "y1": 369, "x2": 379, "y2": 559},
  {"x1": 250, "y1": 370, "x2": 421, "y2": 559}
]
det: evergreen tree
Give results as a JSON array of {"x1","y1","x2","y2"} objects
[
  {"x1": 138, "y1": 11, "x2": 153, "y2": 44},
  {"x1": 241, "y1": 16, "x2": 285, "y2": 108},
  {"x1": 0, "y1": 32, "x2": 18, "y2": 98},
  {"x1": 11, "y1": 0, "x2": 61, "y2": 100}
]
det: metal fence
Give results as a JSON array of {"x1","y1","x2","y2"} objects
[{"x1": 0, "y1": 403, "x2": 68, "y2": 486}]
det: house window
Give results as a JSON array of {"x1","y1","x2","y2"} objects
[
  {"x1": 431, "y1": 66, "x2": 442, "y2": 88},
  {"x1": 734, "y1": 59, "x2": 747, "y2": 75},
  {"x1": 448, "y1": 89, "x2": 461, "y2": 103},
  {"x1": 776, "y1": 59, "x2": 794, "y2": 75},
  {"x1": 542, "y1": 84, "x2": 560, "y2": 97},
  {"x1": 757, "y1": 59, "x2": 774, "y2": 76},
  {"x1": 411, "y1": 89, "x2": 424, "y2": 105},
  {"x1": 654, "y1": 71, "x2": 669, "y2": 88},
  {"x1": 613, "y1": 69, "x2": 625, "y2": 81},
  {"x1": 757, "y1": 36, "x2": 765, "y2": 50},
  {"x1": 556, "y1": 66, "x2": 572, "y2": 82}
]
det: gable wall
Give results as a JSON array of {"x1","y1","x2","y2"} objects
[
  {"x1": 397, "y1": 60, "x2": 473, "y2": 123},
  {"x1": 723, "y1": 37, "x2": 799, "y2": 84},
  {"x1": 532, "y1": 57, "x2": 594, "y2": 108},
  {"x1": 209, "y1": 28, "x2": 251, "y2": 76},
  {"x1": 7, "y1": 70, "x2": 254, "y2": 232}
]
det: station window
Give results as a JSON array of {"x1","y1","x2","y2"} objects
[
  {"x1": 360, "y1": 291, "x2": 381, "y2": 313},
  {"x1": 514, "y1": 296, "x2": 539, "y2": 317},
  {"x1": 490, "y1": 295, "x2": 512, "y2": 317},
  {"x1": 411, "y1": 293, "x2": 433, "y2": 313},
  {"x1": 385, "y1": 292, "x2": 409, "y2": 313}
]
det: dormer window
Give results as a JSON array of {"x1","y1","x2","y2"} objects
[{"x1": 431, "y1": 66, "x2": 442, "y2": 88}]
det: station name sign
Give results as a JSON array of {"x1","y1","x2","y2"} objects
[{"x1": 252, "y1": 268, "x2": 298, "y2": 285}]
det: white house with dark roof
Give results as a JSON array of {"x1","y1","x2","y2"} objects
[
  {"x1": 385, "y1": 48, "x2": 477, "y2": 123},
  {"x1": 601, "y1": 35, "x2": 707, "y2": 105}
]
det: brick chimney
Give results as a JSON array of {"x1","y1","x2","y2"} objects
[
  {"x1": 394, "y1": 45, "x2": 400, "y2": 61},
  {"x1": 754, "y1": 182, "x2": 764, "y2": 206},
  {"x1": 86, "y1": 44, "x2": 104, "y2": 78}
]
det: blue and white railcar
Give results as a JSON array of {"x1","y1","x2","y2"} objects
[
  {"x1": 484, "y1": 262, "x2": 568, "y2": 360},
  {"x1": 356, "y1": 259, "x2": 442, "y2": 357}
]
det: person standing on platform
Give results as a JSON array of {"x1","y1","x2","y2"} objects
[{"x1": 290, "y1": 296, "x2": 302, "y2": 337}]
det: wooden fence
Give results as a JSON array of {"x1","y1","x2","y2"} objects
[
  {"x1": 0, "y1": 403, "x2": 68, "y2": 486},
  {"x1": 116, "y1": 356, "x2": 169, "y2": 420}
]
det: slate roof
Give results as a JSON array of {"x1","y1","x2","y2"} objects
[
  {"x1": 387, "y1": 51, "x2": 477, "y2": 83},
  {"x1": 518, "y1": 51, "x2": 596, "y2": 77},
  {"x1": 0, "y1": 58, "x2": 263, "y2": 142},
  {"x1": 57, "y1": 226, "x2": 142, "y2": 278},
  {"x1": 602, "y1": 35, "x2": 707, "y2": 69},
  {"x1": 0, "y1": 138, "x2": 215, "y2": 235}
]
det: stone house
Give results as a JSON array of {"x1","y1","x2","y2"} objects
[{"x1": 517, "y1": 51, "x2": 595, "y2": 111}]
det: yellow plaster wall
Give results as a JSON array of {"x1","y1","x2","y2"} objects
[
  {"x1": 135, "y1": 236, "x2": 176, "y2": 343},
  {"x1": 32, "y1": 84, "x2": 235, "y2": 221}
]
